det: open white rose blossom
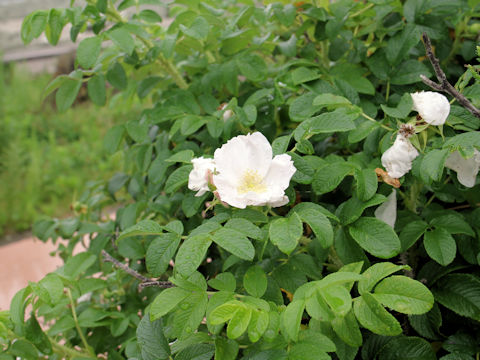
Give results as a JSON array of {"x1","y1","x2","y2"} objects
[
  {"x1": 189, "y1": 132, "x2": 296, "y2": 208},
  {"x1": 188, "y1": 157, "x2": 215, "y2": 196},
  {"x1": 411, "y1": 91, "x2": 450, "y2": 126},
  {"x1": 381, "y1": 127, "x2": 419, "y2": 179},
  {"x1": 445, "y1": 150, "x2": 480, "y2": 188}
]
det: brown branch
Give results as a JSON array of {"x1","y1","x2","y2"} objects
[
  {"x1": 101, "y1": 250, "x2": 173, "y2": 289},
  {"x1": 421, "y1": 33, "x2": 480, "y2": 119}
]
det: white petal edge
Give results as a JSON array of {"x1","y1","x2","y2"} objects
[{"x1": 374, "y1": 190, "x2": 397, "y2": 228}]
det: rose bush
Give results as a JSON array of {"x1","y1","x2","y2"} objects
[{"x1": 2, "y1": 1, "x2": 480, "y2": 359}]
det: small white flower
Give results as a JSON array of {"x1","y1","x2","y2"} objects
[
  {"x1": 381, "y1": 133, "x2": 419, "y2": 178},
  {"x1": 411, "y1": 91, "x2": 450, "y2": 125},
  {"x1": 212, "y1": 132, "x2": 296, "y2": 208},
  {"x1": 444, "y1": 150, "x2": 480, "y2": 188},
  {"x1": 374, "y1": 190, "x2": 397, "y2": 228},
  {"x1": 188, "y1": 157, "x2": 215, "y2": 196}
]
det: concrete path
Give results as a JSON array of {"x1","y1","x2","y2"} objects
[{"x1": 0, "y1": 235, "x2": 63, "y2": 310}]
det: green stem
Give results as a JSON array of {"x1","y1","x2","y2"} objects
[
  {"x1": 50, "y1": 337, "x2": 96, "y2": 359},
  {"x1": 361, "y1": 112, "x2": 393, "y2": 131},
  {"x1": 349, "y1": 3, "x2": 374, "y2": 18},
  {"x1": 385, "y1": 81, "x2": 390, "y2": 102},
  {"x1": 67, "y1": 289, "x2": 96, "y2": 358}
]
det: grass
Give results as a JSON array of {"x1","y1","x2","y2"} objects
[{"x1": 0, "y1": 63, "x2": 138, "y2": 236}]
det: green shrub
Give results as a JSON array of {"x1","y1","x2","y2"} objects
[{"x1": 2, "y1": 0, "x2": 480, "y2": 359}]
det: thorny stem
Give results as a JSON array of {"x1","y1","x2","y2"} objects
[
  {"x1": 66, "y1": 289, "x2": 95, "y2": 358},
  {"x1": 102, "y1": 250, "x2": 174, "y2": 289},
  {"x1": 421, "y1": 33, "x2": 480, "y2": 118}
]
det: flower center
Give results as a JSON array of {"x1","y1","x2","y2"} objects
[{"x1": 237, "y1": 169, "x2": 267, "y2": 194}]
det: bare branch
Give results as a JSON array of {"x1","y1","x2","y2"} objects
[
  {"x1": 421, "y1": 33, "x2": 480, "y2": 119},
  {"x1": 101, "y1": 250, "x2": 173, "y2": 289}
]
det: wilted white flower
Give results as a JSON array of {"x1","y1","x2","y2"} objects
[
  {"x1": 212, "y1": 132, "x2": 296, "y2": 208},
  {"x1": 188, "y1": 157, "x2": 215, "y2": 196},
  {"x1": 381, "y1": 133, "x2": 419, "y2": 178},
  {"x1": 411, "y1": 91, "x2": 450, "y2": 125},
  {"x1": 445, "y1": 150, "x2": 480, "y2": 188},
  {"x1": 374, "y1": 190, "x2": 397, "y2": 228}
]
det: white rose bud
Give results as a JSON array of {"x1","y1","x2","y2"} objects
[
  {"x1": 411, "y1": 91, "x2": 450, "y2": 125},
  {"x1": 381, "y1": 132, "x2": 419, "y2": 179},
  {"x1": 445, "y1": 150, "x2": 480, "y2": 188}
]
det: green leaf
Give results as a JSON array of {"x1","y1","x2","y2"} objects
[
  {"x1": 320, "y1": 285, "x2": 352, "y2": 316},
  {"x1": 272, "y1": 135, "x2": 292, "y2": 155},
  {"x1": 390, "y1": 60, "x2": 431, "y2": 85},
  {"x1": 208, "y1": 300, "x2": 244, "y2": 325},
  {"x1": 293, "y1": 202, "x2": 333, "y2": 248},
  {"x1": 139, "y1": 9, "x2": 163, "y2": 23},
  {"x1": 354, "y1": 292, "x2": 402, "y2": 336},
  {"x1": 104, "y1": 125, "x2": 124, "y2": 154},
  {"x1": 107, "y1": 27, "x2": 135, "y2": 54},
  {"x1": 359, "y1": 262, "x2": 411, "y2": 295},
  {"x1": 212, "y1": 228, "x2": 255, "y2": 260},
  {"x1": 215, "y1": 337, "x2": 239, "y2": 360},
  {"x1": 165, "y1": 165, "x2": 193, "y2": 193},
  {"x1": 38, "y1": 273, "x2": 64, "y2": 305},
  {"x1": 399, "y1": 221, "x2": 428, "y2": 251},
  {"x1": 332, "y1": 310, "x2": 362, "y2": 347},
  {"x1": 381, "y1": 93, "x2": 413, "y2": 119},
  {"x1": 385, "y1": 24, "x2": 422, "y2": 66},
  {"x1": 106, "y1": 62, "x2": 128, "y2": 90},
  {"x1": 9, "y1": 339, "x2": 38, "y2": 360},
  {"x1": 150, "y1": 287, "x2": 192, "y2": 320},
  {"x1": 137, "y1": 315, "x2": 170, "y2": 360},
  {"x1": 373, "y1": 276, "x2": 434, "y2": 314},
  {"x1": 244, "y1": 266, "x2": 268, "y2": 298},
  {"x1": 269, "y1": 213, "x2": 303, "y2": 255},
  {"x1": 443, "y1": 131, "x2": 480, "y2": 149},
  {"x1": 56, "y1": 77, "x2": 82, "y2": 112},
  {"x1": 349, "y1": 217, "x2": 401, "y2": 258},
  {"x1": 338, "y1": 194, "x2": 386, "y2": 226},
  {"x1": 87, "y1": 74, "x2": 106, "y2": 106},
  {"x1": 175, "y1": 234, "x2": 212, "y2": 276},
  {"x1": 227, "y1": 306, "x2": 252, "y2": 339},
  {"x1": 423, "y1": 228, "x2": 456, "y2": 266},
  {"x1": 289, "y1": 92, "x2": 322, "y2": 122},
  {"x1": 146, "y1": 233, "x2": 181, "y2": 276},
  {"x1": 236, "y1": 53, "x2": 267, "y2": 82},
  {"x1": 294, "y1": 108, "x2": 358, "y2": 141},
  {"x1": 21, "y1": 10, "x2": 47, "y2": 44},
  {"x1": 247, "y1": 310, "x2": 269, "y2": 342},
  {"x1": 118, "y1": 220, "x2": 164, "y2": 241},
  {"x1": 224, "y1": 218, "x2": 264, "y2": 241},
  {"x1": 25, "y1": 314, "x2": 52, "y2": 355},
  {"x1": 421, "y1": 149, "x2": 448, "y2": 182},
  {"x1": 166, "y1": 150, "x2": 194, "y2": 164},
  {"x1": 77, "y1": 37, "x2": 102, "y2": 69},
  {"x1": 408, "y1": 304, "x2": 442, "y2": 341},
  {"x1": 430, "y1": 214, "x2": 475, "y2": 236},
  {"x1": 60, "y1": 252, "x2": 96, "y2": 279},
  {"x1": 313, "y1": 93, "x2": 352, "y2": 108},
  {"x1": 181, "y1": 115, "x2": 206, "y2": 135},
  {"x1": 137, "y1": 76, "x2": 161, "y2": 98},
  {"x1": 305, "y1": 291, "x2": 334, "y2": 322},
  {"x1": 377, "y1": 336, "x2": 436, "y2": 360},
  {"x1": 433, "y1": 273, "x2": 480, "y2": 321},
  {"x1": 181, "y1": 16, "x2": 209, "y2": 40},
  {"x1": 173, "y1": 292, "x2": 208, "y2": 340},
  {"x1": 312, "y1": 162, "x2": 353, "y2": 195},
  {"x1": 208, "y1": 273, "x2": 236, "y2": 292},
  {"x1": 355, "y1": 168, "x2": 378, "y2": 201},
  {"x1": 292, "y1": 67, "x2": 321, "y2": 85},
  {"x1": 348, "y1": 121, "x2": 380, "y2": 143},
  {"x1": 46, "y1": 9, "x2": 63, "y2": 45},
  {"x1": 281, "y1": 300, "x2": 305, "y2": 341}
]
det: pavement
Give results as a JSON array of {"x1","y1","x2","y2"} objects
[{"x1": 0, "y1": 234, "x2": 63, "y2": 310}]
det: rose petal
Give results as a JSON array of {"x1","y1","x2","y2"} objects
[
  {"x1": 411, "y1": 91, "x2": 450, "y2": 126},
  {"x1": 445, "y1": 150, "x2": 480, "y2": 188},
  {"x1": 374, "y1": 190, "x2": 397, "y2": 228}
]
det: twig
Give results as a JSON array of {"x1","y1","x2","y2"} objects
[
  {"x1": 421, "y1": 33, "x2": 480, "y2": 119},
  {"x1": 101, "y1": 250, "x2": 174, "y2": 289}
]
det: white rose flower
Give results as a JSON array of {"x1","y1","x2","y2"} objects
[
  {"x1": 212, "y1": 132, "x2": 296, "y2": 208},
  {"x1": 444, "y1": 150, "x2": 480, "y2": 188},
  {"x1": 411, "y1": 91, "x2": 450, "y2": 125},
  {"x1": 381, "y1": 133, "x2": 419, "y2": 179},
  {"x1": 374, "y1": 189, "x2": 397, "y2": 228},
  {"x1": 188, "y1": 157, "x2": 215, "y2": 196}
]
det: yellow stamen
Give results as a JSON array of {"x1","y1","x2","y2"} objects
[{"x1": 237, "y1": 169, "x2": 267, "y2": 194}]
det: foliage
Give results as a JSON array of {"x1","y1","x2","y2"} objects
[
  {"x1": 2, "y1": 0, "x2": 480, "y2": 359},
  {"x1": 0, "y1": 66, "x2": 137, "y2": 236}
]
